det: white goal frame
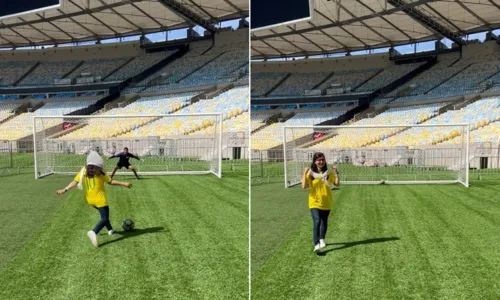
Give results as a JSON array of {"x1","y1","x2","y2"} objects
[
  {"x1": 33, "y1": 114, "x2": 223, "y2": 179},
  {"x1": 283, "y1": 123, "x2": 470, "y2": 188}
]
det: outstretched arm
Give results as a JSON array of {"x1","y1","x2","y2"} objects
[
  {"x1": 301, "y1": 167, "x2": 310, "y2": 189},
  {"x1": 56, "y1": 181, "x2": 78, "y2": 195},
  {"x1": 130, "y1": 153, "x2": 140, "y2": 160},
  {"x1": 108, "y1": 152, "x2": 122, "y2": 159},
  {"x1": 109, "y1": 180, "x2": 132, "y2": 188}
]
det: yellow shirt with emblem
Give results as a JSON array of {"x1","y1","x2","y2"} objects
[
  {"x1": 74, "y1": 168, "x2": 112, "y2": 208},
  {"x1": 306, "y1": 172, "x2": 336, "y2": 210}
]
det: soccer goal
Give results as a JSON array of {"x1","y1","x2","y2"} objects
[
  {"x1": 32, "y1": 114, "x2": 223, "y2": 179},
  {"x1": 283, "y1": 124, "x2": 470, "y2": 188}
]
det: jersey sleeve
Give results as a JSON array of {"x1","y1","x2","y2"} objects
[
  {"x1": 74, "y1": 172, "x2": 80, "y2": 183},
  {"x1": 74, "y1": 167, "x2": 85, "y2": 182}
]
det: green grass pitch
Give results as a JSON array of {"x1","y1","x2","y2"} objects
[
  {"x1": 251, "y1": 177, "x2": 500, "y2": 299},
  {"x1": 0, "y1": 164, "x2": 248, "y2": 300}
]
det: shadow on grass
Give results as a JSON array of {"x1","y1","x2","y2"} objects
[
  {"x1": 317, "y1": 237, "x2": 400, "y2": 256},
  {"x1": 100, "y1": 226, "x2": 166, "y2": 247}
]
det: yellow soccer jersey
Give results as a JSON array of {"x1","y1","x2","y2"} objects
[
  {"x1": 306, "y1": 173, "x2": 336, "y2": 210},
  {"x1": 74, "y1": 168, "x2": 112, "y2": 208}
]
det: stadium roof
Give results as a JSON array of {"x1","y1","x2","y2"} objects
[
  {"x1": 251, "y1": 0, "x2": 500, "y2": 59},
  {"x1": 0, "y1": 0, "x2": 248, "y2": 48}
]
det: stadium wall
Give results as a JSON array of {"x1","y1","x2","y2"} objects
[
  {"x1": 4, "y1": 96, "x2": 102, "y2": 106},
  {"x1": 252, "y1": 53, "x2": 390, "y2": 73},
  {"x1": 252, "y1": 41, "x2": 500, "y2": 74},
  {"x1": 214, "y1": 28, "x2": 248, "y2": 45},
  {"x1": 0, "y1": 41, "x2": 141, "y2": 62},
  {"x1": 461, "y1": 40, "x2": 500, "y2": 58}
]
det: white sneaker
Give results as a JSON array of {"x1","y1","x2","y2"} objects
[
  {"x1": 319, "y1": 239, "x2": 326, "y2": 249},
  {"x1": 313, "y1": 244, "x2": 321, "y2": 253},
  {"x1": 108, "y1": 230, "x2": 115, "y2": 236},
  {"x1": 87, "y1": 230, "x2": 99, "y2": 247}
]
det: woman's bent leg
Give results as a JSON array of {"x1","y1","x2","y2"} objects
[{"x1": 93, "y1": 206, "x2": 110, "y2": 234}]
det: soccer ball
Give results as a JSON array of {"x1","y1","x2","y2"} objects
[{"x1": 122, "y1": 219, "x2": 135, "y2": 232}]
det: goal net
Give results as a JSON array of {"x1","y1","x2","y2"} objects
[
  {"x1": 283, "y1": 124, "x2": 470, "y2": 188},
  {"x1": 0, "y1": 140, "x2": 12, "y2": 171},
  {"x1": 33, "y1": 114, "x2": 223, "y2": 179}
]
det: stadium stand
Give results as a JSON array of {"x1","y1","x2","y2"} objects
[
  {"x1": 56, "y1": 92, "x2": 199, "y2": 139},
  {"x1": 269, "y1": 72, "x2": 330, "y2": 97},
  {"x1": 0, "y1": 103, "x2": 21, "y2": 122},
  {"x1": 445, "y1": 121, "x2": 500, "y2": 144},
  {"x1": 251, "y1": 111, "x2": 274, "y2": 131},
  {"x1": 0, "y1": 100, "x2": 97, "y2": 140},
  {"x1": 0, "y1": 61, "x2": 38, "y2": 87},
  {"x1": 67, "y1": 57, "x2": 129, "y2": 81},
  {"x1": 0, "y1": 26, "x2": 249, "y2": 150},
  {"x1": 106, "y1": 51, "x2": 176, "y2": 82},
  {"x1": 309, "y1": 103, "x2": 447, "y2": 149},
  {"x1": 251, "y1": 111, "x2": 346, "y2": 150},
  {"x1": 120, "y1": 86, "x2": 248, "y2": 137},
  {"x1": 252, "y1": 61, "x2": 426, "y2": 98},
  {"x1": 318, "y1": 69, "x2": 380, "y2": 94},
  {"x1": 374, "y1": 98, "x2": 500, "y2": 147},
  {"x1": 251, "y1": 40, "x2": 500, "y2": 155},
  {"x1": 19, "y1": 60, "x2": 81, "y2": 86},
  {"x1": 137, "y1": 41, "x2": 248, "y2": 92},
  {"x1": 251, "y1": 72, "x2": 288, "y2": 97},
  {"x1": 354, "y1": 63, "x2": 425, "y2": 93}
]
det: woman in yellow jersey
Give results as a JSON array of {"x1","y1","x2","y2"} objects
[
  {"x1": 56, "y1": 151, "x2": 132, "y2": 247},
  {"x1": 301, "y1": 152, "x2": 340, "y2": 253}
]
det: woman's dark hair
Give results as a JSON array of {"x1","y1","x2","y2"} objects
[
  {"x1": 310, "y1": 152, "x2": 328, "y2": 174},
  {"x1": 86, "y1": 164, "x2": 105, "y2": 178}
]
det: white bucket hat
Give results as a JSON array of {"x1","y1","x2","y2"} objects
[
  {"x1": 87, "y1": 150, "x2": 103, "y2": 168},
  {"x1": 78, "y1": 151, "x2": 103, "y2": 190}
]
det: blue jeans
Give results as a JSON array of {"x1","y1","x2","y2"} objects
[
  {"x1": 310, "y1": 209, "x2": 330, "y2": 246},
  {"x1": 93, "y1": 206, "x2": 113, "y2": 234}
]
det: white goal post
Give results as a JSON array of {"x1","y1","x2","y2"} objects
[
  {"x1": 283, "y1": 123, "x2": 470, "y2": 188},
  {"x1": 33, "y1": 114, "x2": 223, "y2": 179}
]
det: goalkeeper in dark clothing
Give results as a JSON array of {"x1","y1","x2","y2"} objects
[{"x1": 109, "y1": 147, "x2": 140, "y2": 180}]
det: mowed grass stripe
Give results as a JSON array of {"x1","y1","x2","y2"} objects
[
  {"x1": 251, "y1": 181, "x2": 500, "y2": 299},
  {"x1": 0, "y1": 168, "x2": 248, "y2": 300},
  {"x1": 0, "y1": 174, "x2": 69, "y2": 270}
]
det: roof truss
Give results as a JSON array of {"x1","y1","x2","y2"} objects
[
  {"x1": 0, "y1": 0, "x2": 248, "y2": 48},
  {"x1": 251, "y1": 0, "x2": 500, "y2": 58}
]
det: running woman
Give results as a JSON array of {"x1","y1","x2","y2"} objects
[{"x1": 301, "y1": 152, "x2": 340, "y2": 253}]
